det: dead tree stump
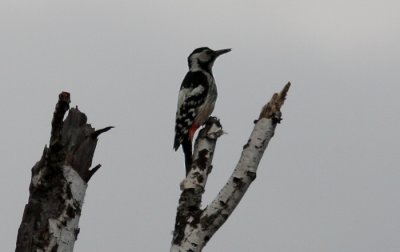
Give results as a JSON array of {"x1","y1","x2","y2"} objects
[{"x1": 16, "y1": 92, "x2": 112, "y2": 252}]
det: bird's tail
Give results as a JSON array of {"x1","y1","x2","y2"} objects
[
  {"x1": 173, "y1": 134, "x2": 181, "y2": 151},
  {"x1": 181, "y1": 138, "x2": 192, "y2": 175}
]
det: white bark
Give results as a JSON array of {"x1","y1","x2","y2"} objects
[
  {"x1": 195, "y1": 118, "x2": 275, "y2": 246},
  {"x1": 46, "y1": 166, "x2": 87, "y2": 252},
  {"x1": 180, "y1": 121, "x2": 223, "y2": 192},
  {"x1": 171, "y1": 118, "x2": 223, "y2": 251}
]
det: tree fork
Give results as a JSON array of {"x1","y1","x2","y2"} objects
[
  {"x1": 16, "y1": 92, "x2": 112, "y2": 252},
  {"x1": 171, "y1": 82, "x2": 291, "y2": 252}
]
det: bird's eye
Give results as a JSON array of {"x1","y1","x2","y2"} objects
[{"x1": 206, "y1": 51, "x2": 212, "y2": 55}]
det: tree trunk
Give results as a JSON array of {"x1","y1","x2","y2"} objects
[
  {"x1": 171, "y1": 82, "x2": 291, "y2": 251},
  {"x1": 16, "y1": 92, "x2": 112, "y2": 252}
]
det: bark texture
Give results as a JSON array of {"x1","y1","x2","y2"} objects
[
  {"x1": 16, "y1": 92, "x2": 112, "y2": 252},
  {"x1": 172, "y1": 117, "x2": 223, "y2": 251},
  {"x1": 171, "y1": 82, "x2": 291, "y2": 252}
]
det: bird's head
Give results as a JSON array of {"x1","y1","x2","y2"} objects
[{"x1": 187, "y1": 47, "x2": 231, "y2": 73}]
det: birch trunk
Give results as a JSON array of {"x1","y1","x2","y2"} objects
[{"x1": 16, "y1": 92, "x2": 112, "y2": 252}]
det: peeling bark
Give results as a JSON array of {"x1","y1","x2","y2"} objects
[
  {"x1": 16, "y1": 92, "x2": 112, "y2": 252},
  {"x1": 171, "y1": 83, "x2": 291, "y2": 251}
]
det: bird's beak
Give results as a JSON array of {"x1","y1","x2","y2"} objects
[{"x1": 215, "y1": 48, "x2": 232, "y2": 57}]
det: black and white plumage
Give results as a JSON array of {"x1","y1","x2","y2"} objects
[{"x1": 173, "y1": 47, "x2": 231, "y2": 174}]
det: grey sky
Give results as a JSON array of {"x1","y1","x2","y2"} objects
[{"x1": 1, "y1": 0, "x2": 399, "y2": 251}]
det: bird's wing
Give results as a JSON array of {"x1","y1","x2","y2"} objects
[
  {"x1": 174, "y1": 71, "x2": 209, "y2": 149},
  {"x1": 176, "y1": 71, "x2": 209, "y2": 108},
  {"x1": 176, "y1": 85, "x2": 205, "y2": 111}
]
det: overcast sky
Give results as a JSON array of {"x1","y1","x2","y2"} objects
[{"x1": 1, "y1": 0, "x2": 400, "y2": 251}]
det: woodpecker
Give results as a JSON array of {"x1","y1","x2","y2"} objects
[{"x1": 173, "y1": 47, "x2": 231, "y2": 175}]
